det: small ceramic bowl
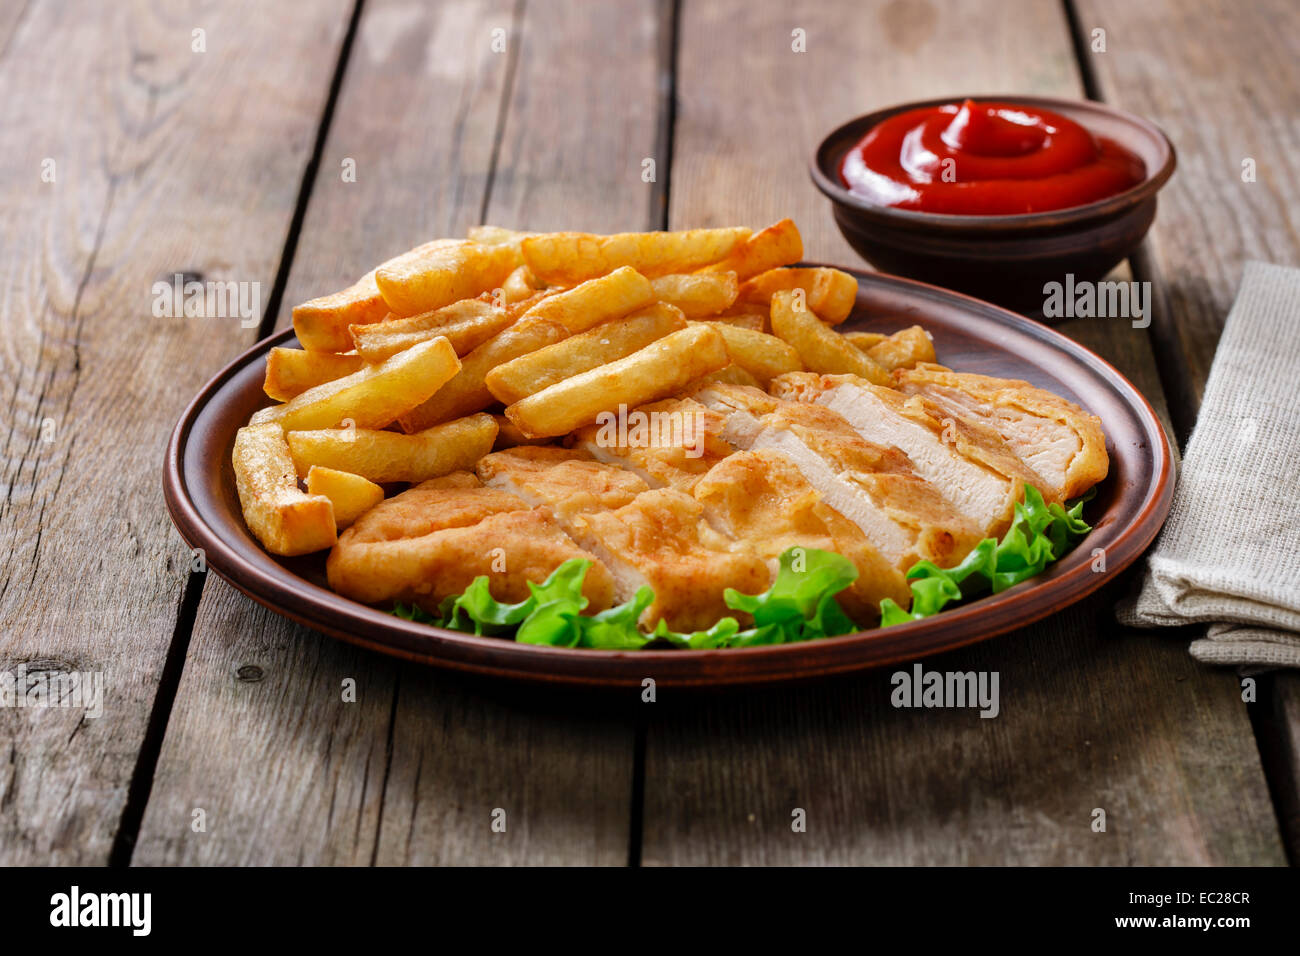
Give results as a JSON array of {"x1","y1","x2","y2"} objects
[{"x1": 810, "y1": 95, "x2": 1176, "y2": 317}]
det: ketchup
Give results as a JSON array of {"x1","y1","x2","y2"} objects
[{"x1": 840, "y1": 99, "x2": 1145, "y2": 215}]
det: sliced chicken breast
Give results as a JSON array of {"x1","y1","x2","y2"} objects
[
  {"x1": 693, "y1": 449, "x2": 910, "y2": 620},
  {"x1": 692, "y1": 384, "x2": 981, "y2": 571},
  {"x1": 326, "y1": 471, "x2": 615, "y2": 614},
  {"x1": 569, "y1": 396, "x2": 734, "y2": 491},
  {"x1": 568, "y1": 487, "x2": 770, "y2": 632},
  {"x1": 476, "y1": 445, "x2": 649, "y2": 528},
  {"x1": 771, "y1": 372, "x2": 1050, "y2": 536},
  {"x1": 893, "y1": 363, "x2": 1108, "y2": 501}
]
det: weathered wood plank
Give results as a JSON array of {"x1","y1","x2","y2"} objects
[
  {"x1": 642, "y1": 0, "x2": 1284, "y2": 865},
  {"x1": 1074, "y1": 0, "x2": 1300, "y2": 421},
  {"x1": 0, "y1": 0, "x2": 355, "y2": 865},
  {"x1": 134, "y1": 0, "x2": 663, "y2": 866},
  {"x1": 374, "y1": 0, "x2": 665, "y2": 865},
  {"x1": 1075, "y1": 0, "x2": 1300, "y2": 862}
]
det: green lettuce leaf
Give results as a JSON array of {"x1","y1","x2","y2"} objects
[
  {"x1": 390, "y1": 546, "x2": 864, "y2": 650},
  {"x1": 879, "y1": 484, "x2": 1092, "y2": 627}
]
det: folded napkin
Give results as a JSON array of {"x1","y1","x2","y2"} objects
[{"x1": 1117, "y1": 261, "x2": 1300, "y2": 669}]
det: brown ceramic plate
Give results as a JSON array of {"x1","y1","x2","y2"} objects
[{"x1": 164, "y1": 266, "x2": 1173, "y2": 687}]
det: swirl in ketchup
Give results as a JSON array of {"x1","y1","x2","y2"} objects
[{"x1": 840, "y1": 99, "x2": 1146, "y2": 215}]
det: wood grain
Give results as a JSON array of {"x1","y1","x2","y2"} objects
[
  {"x1": 1074, "y1": 0, "x2": 1300, "y2": 423},
  {"x1": 1076, "y1": 0, "x2": 1300, "y2": 862},
  {"x1": 669, "y1": 0, "x2": 1080, "y2": 259},
  {"x1": 642, "y1": 0, "x2": 1284, "y2": 864},
  {"x1": 133, "y1": 0, "x2": 664, "y2": 865},
  {"x1": 0, "y1": 0, "x2": 355, "y2": 866}
]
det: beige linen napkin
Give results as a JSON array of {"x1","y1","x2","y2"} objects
[{"x1": 1117, "y1": 261, "x2": 1300, "y2": 668}]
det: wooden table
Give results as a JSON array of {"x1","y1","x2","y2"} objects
[{"x1": 2, "y1": 0, "x2": 1297, "y2": 866}]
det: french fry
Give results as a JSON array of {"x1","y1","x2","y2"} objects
[
  {"x1": 254, "y1": 336, "x2": 461, "y2": 432},
  {"x1": 232, "y1": 423, "x2": 336, "y2": 555},
  {"x1": 350, "y1": 297, "x2": 512, "y2": 363},
  {"x1": 864, "y1": 325, "x2": 936, "y2": 370},
  {"x1": 505, "y1": 324, "x2": 729, "y2": 438},
  {"x1": 699, "y1": 218, "x2": 803, "y2": 281},
  {"x1": 486, "y1": 303, "x2": 686, "y2": 404},
  {"x1": 842, "y1": 330, "x2": 888, "y2": 351},
  {"x1": 501, "y1": 264, "x2": 540, "y2": 302},
  {"x1": 397, "y1": 319, "x2": 569, "y2": 432},
  {"x1": 292, "y1": 239, "x2": 448, "y2": 352},
  {"x1": 701, "y1": 312, "x2": 766, "y2": 331},
  {"x1": 649, "y1": 272, "x2": 739, "y2": 317},
  {"x1": 492, "y1": 414, "x2": 553, "y2": 449},
  {"x1": 287, "y1": 414, "x2": 499, "y2": 484},
  {"x1": 694, "y1": 321, "x2": 803, "y2": 386},
  {"x1": 375, "y1": 240, "x2": 519, "y2": 317},
  {"x1": 683, "y1": 363, "x2": 761, "y2": 391},
  {"x1": 521, "y1": 227, "x2": 750, "y2": 284},
  {"x1": 264, "y1": 348, "x2": 365, "y2": 402},
  {"x1": 305, "y1": 466, "x2": 385, "y2": 529},
  {"x1": 517, "y1": 265, "x2": 655, "y2": 333},
  {"x1": 468, "y1": 225, "x2": 538, "y2": 253},
  {"x1": 769, "y1": 290, "x2": 888, "y2": 385},
  {"x1": 740, "y1": 267, "x2": 858, "y2": 324}
]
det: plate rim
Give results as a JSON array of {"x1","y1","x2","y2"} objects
[{"x1": 163, "y1": 265, "x2": 1174, "y2": 688}]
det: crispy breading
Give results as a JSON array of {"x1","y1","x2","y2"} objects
[
  {"x1": 693, "y1": 450, "x2": 910, "y2": 620},
  {"x1": 692, "y1": 384, "x2": 981, "y2": 571},
  {"x1": 476, "y1": 446, "x2": 649, "y2": 525},
  {"x1": 893, "y1": 363, "x2": 1109, "y2": 500},
  {"x1": 570, "y1": 397, "x2": 735, "y2": 491},
  {"x1": 771, "y1": 372, "x2": 1051, "y2": 536},
  {"x1": 569, "y1": 488, "x2": 770, "y2": 632},
  {"x1": 326, "y1": 472, "x2": 614, "y2": 614}
]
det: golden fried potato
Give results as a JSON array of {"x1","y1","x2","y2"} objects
[
  {"x1": 521, "y1": 227, "x2": 750, "y2": 285},
  {"x1": 467, "y1": 225, "x2": 538, "y2": 254},
  {"x1": 491, "y1": 414, "x2": 555, "y2": 449},
  {"x1": 375, "y1": 240, "x2": 519, "y2": 317},
  {"x1": 699, "y1": 218, "x2": 803, "y2": 281},
  {"x1": 695, "y1": 321, "x2": 803, "y2": 386},
  {"x1": 232, "y1": 423, "x2": 336, "y2": 555},
  {"x1": 350, "y1": 297, "x2": 512, "y2": 363},
  {"x1": 769, "y1": 290, "x2": 888, "y2": 385},
  {"x1": 740, "y1": 266, "x2": 858, "y2": 324},
  {"x1": 700, "y1": 312, "x2": 766, "y2": 331},
  {"x1": 864, "y1": 325, "x2": 936, "y2": 371},
  {"x1": 292, "y1": 239, "x2": 448, "y2": 352},
  {"x1": 288, "y1": 413, "x2": 499, "y2": 484},
  {"x1": 485, "y1": 303, "x2": 686, "y2": 404},
  {"x1": 397, "y1": 319, "x2": 569, "y2": 432},
  {"x1": 517, "y1": 265, "x2": 655, "y2": 333},
  {"x1": 682, "y1": 363, "x2": 761, "y2": 391},
  {"x1": 842, "y1": 330, "x2": 888, "y2": 351},
  {"x1": 253, "y1": 336, "x2": 461, "y2": 431},
  {"x1": 505, "y1": 324, "x2": 729, "y2": 438},
  {"x1": 264, "y1": 348, "x2": 364, "y2": 402},
  {"x1": 648, "y1": 272, "x2": 739, "y2": 317},
  {"x1": 501, "y1": 264, "x2": 540, "y2": 302},
  {"x1": 305, "y1": 466, "x2": 385, "y2": 529}
]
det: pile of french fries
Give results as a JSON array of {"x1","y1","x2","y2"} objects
[{"x1": 233, "y1": 219, "x2": 935, "y2": 556}]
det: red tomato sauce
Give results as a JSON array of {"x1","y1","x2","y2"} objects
[{"x1": 840, "y1": 99, "x2": 1145, "y2": 215}]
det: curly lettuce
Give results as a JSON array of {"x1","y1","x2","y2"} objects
[
  {"x1": 393, "y1": 547, "x2": 860, "y2": 650},
  {"x1": 390, "y1": 486, "x2": 1091, "y2": 645},
  {"x1": 878, "y1": 484, "x2": 1093, "y2": 627}
]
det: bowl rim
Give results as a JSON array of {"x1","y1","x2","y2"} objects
[{"x1": 810, "y1": 93, "x2": 1177, "y2": 232}]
